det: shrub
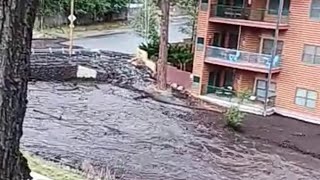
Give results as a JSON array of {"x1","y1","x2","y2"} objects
[
  {"x1": 138, "y1": 40, "x2": 159, "y2": 59},
  {"x1": 82, "y1": 161, "x2": 118, "y2": 180},
  {"x1": 237, "y1": 89, "x2": 252, "y2": 104},
  {"x1": 224, "y1": 106, "x2": 245, "y2": 130},
  {"x1": 139, "y1": 41, "x2": 193, "y2": 70},
  {"x1": 168, "y1": 44, "x2": 193, "y2": 70}
]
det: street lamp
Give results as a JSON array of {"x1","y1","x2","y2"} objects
[{"x1": 68, "y1": 0, "x2": 76, "y2": 57}]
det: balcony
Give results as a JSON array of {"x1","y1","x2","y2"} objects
[
  {"x1": 205, "y1": 46, "x2": 281, "y2": 73},
  {"x1": 209, "y1": 4, "x2": 289, "y2": 30}
]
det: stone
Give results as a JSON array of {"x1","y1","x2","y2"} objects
[
  {"x1": 177, "y1": 86, "x2": 184, "y2": 91},
  {"x1": 170, "y1": 83, "x2": 178, "y2": 89},
  {"x1": 29, "y1": 49, "x2": 154, "y2": 89}
]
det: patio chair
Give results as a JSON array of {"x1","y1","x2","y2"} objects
[
  {"x1": 265, "y1": 55, "x2": 280, "y2": 68},
  {"x1": 223, "y1": 86, "x2": 233, "y2": 97},
  {"x1": 228, "y1": 51, "x2": 241, "y2": 62},
  {"x1": 215, "y1": 87, "x2": 224, "y2": 96}
]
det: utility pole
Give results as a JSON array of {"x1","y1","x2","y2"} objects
[
  {"x1": 68, "y1": 0, "x2": 76, "y2": 56},
  {"x1": 263, "y1": 0, "x2": 284, "y2": 116}
]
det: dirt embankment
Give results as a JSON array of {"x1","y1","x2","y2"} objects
[
  {"x1": 242, "y1": 114, "x2": 320, "y2": 159},
  {"x1": 190, "y1": 105, "x2": 320, "y2": 160}
]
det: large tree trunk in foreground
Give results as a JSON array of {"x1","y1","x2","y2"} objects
[
  {"x1": 156, "y1": 0, "x2": 169, "y2": 90},
  {"x1": 0, "y1": 0, "x2": 38, "y2": 179}
]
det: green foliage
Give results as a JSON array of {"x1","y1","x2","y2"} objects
[
  {"x1": 39, "y1": 0, "x2": 66, "y2": 16},
  {"x1": 224, "y1": 106, "x2": 245, "y2": 130},
  {"x1": 168, "y1": 44, "x2": 193, "y2": 70},
  {"x1": 130, "y1": 0, "x2": 159, "y2": 42},
  {"x1": 139, "y1": 41, "x2": 193, "y2": 70},
  {"x1": 238, "y1": 89, "x2": 252, "y2": 104},
  {"x1": 139, "y1": 39, "x2": 159, "y2": 59},
  {"x1": 176, "y1": 0, "x2": 198, "y2": 36},
  {"x1": 38, "y1": 0, "x2": 129, "y2": 16}
]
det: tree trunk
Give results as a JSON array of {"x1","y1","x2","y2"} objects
[
  {"x1": 156, "y1": 0, "x2": 169, "y2": 90},
  {"x1": 0, "y1": 0, "x2": 39, "y2": 179}
]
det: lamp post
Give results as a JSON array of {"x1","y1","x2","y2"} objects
[
  {"x1": 68, "y1": 0, "x2": 76, "y2": 56},
  {"x1": 263, "y1": 0, "x2": 284, "y2": 116}
]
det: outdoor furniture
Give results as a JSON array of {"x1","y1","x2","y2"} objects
[
  {"x1": 215, "y1": 86, "x2": 234, "y2": 97},
  {"x1": 228, "y1": 51, "x2": 241, "y2": 62},
  {"x1": 224, "y1": 86, "x2": 233, "y2": 97},
  {"x1": 215, "y1": 88, "x2": 224, "y2": 96},
  {"x1": 265, "y1": 55, "x2": 280, "y2": 68},
  {"x1": 224, "y1": 8, "x2": 242, "y2": 18}
]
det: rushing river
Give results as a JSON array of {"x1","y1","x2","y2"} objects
[{"x1": 21, "y1": 81, "x2": 320, "y2": 180}]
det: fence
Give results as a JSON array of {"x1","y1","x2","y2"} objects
[{"x1": 136, "y1": 48, "x2": 192, "y2": 90}]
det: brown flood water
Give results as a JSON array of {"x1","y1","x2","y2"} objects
[{"x1": 21, "y1": 81, "x2": 320, "y2": 180}]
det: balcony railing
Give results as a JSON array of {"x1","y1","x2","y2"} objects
[
  {"x1": 210, "y1": 4, "x2": 289, "y2": 24},
  {"x1": 205, "y1": 46, "x2": 280, "y2": 69},
  {"x1": 204, "y1": 85, "x2": 276, "y2": 107}
]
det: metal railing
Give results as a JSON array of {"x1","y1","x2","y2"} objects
[
  {"x1": 205, "y1": 46, "x2": 281, "y2": 69},
  {"x1": 210, "y1": 4, "x2": 289, "y2": 24},
  {"x1": 205, "y1": 85, "x2": 276, "y2": 106}
]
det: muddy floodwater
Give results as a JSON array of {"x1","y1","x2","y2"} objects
[{"x1": 21, "y1": 81, "x2": 320, "y2": 180}]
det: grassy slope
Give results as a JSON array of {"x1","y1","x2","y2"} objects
[{"x1": 24, "y1": 153, "x2": 84, "y2": 180}]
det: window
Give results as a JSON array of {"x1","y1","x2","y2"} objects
[
  {"x1": 193, "y1": 76, "x2": 200, "y2": 83},
  {"x1": 200, "y1": 0, "x2": 208, "y2": 11},
  {"x1": 262, "y1": 39, "x2": 284, "y2": 55},
  {"x1": 196, "y1": 37, "x2": 205, "y2": 51},
  {"x1": 295, "y1": 88, "x2": 318, "y2": 108},
  {"x1": 310, "y1": 0, "x2": 320, "y2": 19},
  {"x1": 255, "y1": 79, "x2": 276, "y2": 100},
  {"x1": 302, "y1": 45, "x2": 320, "y2": 64},
  {"x1": 192, "y1": 75, "x2": 200, "y2": 89},
  {"x1": 268, "y1": 0, "x2": 290, "y2": 15}
]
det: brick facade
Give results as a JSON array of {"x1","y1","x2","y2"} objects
[
  {"x1": 276, "y1": 0, "x2": 320, "y2": 118},
  {"x1": 192, "y1": 0, "x2": 320, "y2": 122}
]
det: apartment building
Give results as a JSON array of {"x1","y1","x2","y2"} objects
[{"x1": 192, "y1": 0, "x2": 320, "y2": 123}]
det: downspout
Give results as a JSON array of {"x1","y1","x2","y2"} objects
[{"x1": 263, "y1": 0, "x2": 284, "y2": 116}]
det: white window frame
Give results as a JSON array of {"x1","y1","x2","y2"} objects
[
  {"x1": 260, "y1": 38, "x2": 284, "y2": 55},
  {"x1": 302, "y1": 44, "x2": 320, "y2": 64},
  {"x1": 310, "y1": 0, "x2": 320, "y2": 20},
  {"x1": 295, "y1": 88, "x2": 318, "y2": 108},
  {"x1": 253, "y1": 78, "x2": 277, "y2": 100},
  {"x1": 196, "y1": 37, "x2": 205, "y2": 51}
]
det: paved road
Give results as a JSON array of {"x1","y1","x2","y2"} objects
[{"x1": 72, "y1": 21, "x2": 190, "y2": 54}]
